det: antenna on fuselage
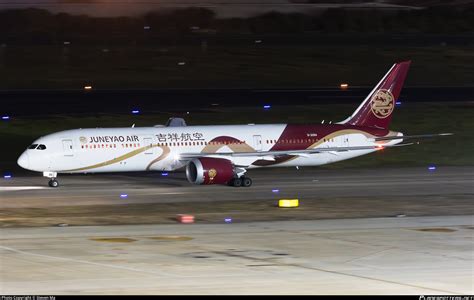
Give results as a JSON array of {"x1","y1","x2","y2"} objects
[{"x1": 131, "y1": 124, "x2": 135, "y2": 128}]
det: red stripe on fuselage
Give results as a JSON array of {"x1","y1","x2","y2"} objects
[
  {"x1": 270, "y1": 124, "x2": 389, "y2": 151},
  {"x1": 253, "y1": 124, "x2": 390, "y2": 166}
]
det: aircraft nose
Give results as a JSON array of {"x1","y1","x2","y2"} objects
[{"x1": 17, "y1": 152, "x2": 29, "y2": 169}]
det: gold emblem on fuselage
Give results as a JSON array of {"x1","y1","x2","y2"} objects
[
  {"x1": 79, "y1": 136, "x2": 88, "y2": 144},
  {"x1": 208, "y1": 168, "x2": 217, "y2": 181},
  {"x1": 370, "y1": 89, "x2": 394, "y2": 119}
]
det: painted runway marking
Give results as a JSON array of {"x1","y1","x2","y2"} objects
[
  {"x1": 0, "y1": 186, "x2": 48, "y2": 191},
  {"x1": 0, "y1": 245, "x2": 176, "y2": 277}
]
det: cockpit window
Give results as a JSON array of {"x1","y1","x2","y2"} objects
[
  {"x1": 28, "y1": 144, "x2": 38, "y2": 149},
  {"x1": 37, "y1": 144, "x2": 47, "y2": 150}
]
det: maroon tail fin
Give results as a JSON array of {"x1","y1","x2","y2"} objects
[{"x1": 341, "y1": 61, "x2": 411, "y2": 129}]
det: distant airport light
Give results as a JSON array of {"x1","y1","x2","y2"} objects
[
  {"x1": 2, "y1": 115, "x2": 10, "y2": 120},
  {"x1": 84, "y1": 85, "x2": 93, "y2": 91},
  {"x1": 178, "y1": 61, "x2": 186, "y2": 66},
  {"x1": 224, "y1": 217, "x2": 232, "y2": 223},
  {"x1": 144, "y1": 25, "x2": 151, "y2": 30},
  {"x1": 340, "y1": 83, "x2": 349, "y2": 90},
  {"x1": 263, "y1": 105, "x2": 271, "y2": 110},
  {"x1": 132, "y1": 110, "x2": 140, "y2": 114},
  {"x1": 63, "y1": 41, "x2": 71, "y2": 45},
  {"x1": 255, "y1": 39, "x2": 262, "y2": 44},
  {"x1": 161, "y1": 172, "x2": 169, "y2": 176},
  {"x1": 176, "y1": 214, "x2": 194, "y2": 224},
  {"x1": 428, "y1": 166, "x2": 436, "y2": 171},
  {"x1": 120, "y1": 194, "x2": 128, "y2": 198},
  {"x1": 396, "y1": 101, "x2": 402, "y2": 106}
]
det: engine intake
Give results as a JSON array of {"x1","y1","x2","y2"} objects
[{"x1": 186, "y1": 157, "x2": 234, "y2": 185}]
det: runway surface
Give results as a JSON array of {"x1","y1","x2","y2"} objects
[
  {"x1": 0, "y1": 166, "x2": 473, "y2": 294},
  {"x1": 2, "y1": 166, "x2": 473, "y2": 207},
  {"x1": 1, "y1": 216, "x2": 473, "y2": 294}
]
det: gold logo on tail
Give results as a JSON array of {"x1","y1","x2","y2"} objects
[
  {"x1": 208, "y1": 168, "x2": 217, "y2": 181},
  {"x1": 371, "y1": 89, "x2": 394, "y2": 119}
]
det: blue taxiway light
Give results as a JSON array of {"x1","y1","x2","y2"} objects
[
  {"x1": 2, "y1": 115, "x2": 10, "y2": 120},
  {"x1": 4, "y1": 174, "x2": 12, "y2": 179},
  {"x1": 263, "y1": 105, "x2": 271, "y2": 109},
  {"x1": 395, "y1": 101, "x2": 402, "y2": 106},
  {"x1": 132, "y1": 110, "x2": 140, "y2": 114},
  {"x1": 224, "y1": 218, "x2": 232, "y2": 223},
  {"x1": 120, "y1": 194, "x2": 128, "y2": 198},
  {"x1": 161, "y1": 172, "x2": 169, "y2": 176},
  {"x1": 428, "y1": 166, "x2": 436, "y2": 171},
  {"x1": 272, "y1": 189, "x2": 280, "y2": 193}
]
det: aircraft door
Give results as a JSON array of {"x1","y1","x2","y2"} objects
[
  {"x1": 143, "y1": 137, "x2": 154, "y2": 154},
  {"x1": 62, "y1": 139, "x2": 74, "y2": 156},
  {"x1": 253, "y1": 135, "x2": 262, "y2": 152},
  {"x1": 343, "y1": 135, "x2": 350, "y2": 147}
]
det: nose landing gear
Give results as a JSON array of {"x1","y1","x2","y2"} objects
[
  {"x1": 48, "y1": 179, "x2": 59, "y2": 188},
  {"x1": 44, "y1": 171, "x2": 59, "y2": 188}
]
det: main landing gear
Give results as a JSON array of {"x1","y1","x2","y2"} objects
[
  {"x1": 229, "y1": 176, "x2": 252, "y2": 187},
  {"x1": 44, "y1": 171, "x2": 59, "y2": 188}
]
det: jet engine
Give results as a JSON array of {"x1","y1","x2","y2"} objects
[{"x1": 186, "y1": 157, "x2": 235, "y2": 185}]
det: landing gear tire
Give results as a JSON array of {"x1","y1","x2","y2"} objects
[
  {"x1": 48, "y1": 179, "x2": 59, "y2": 188},
  {"x1": 241, "y1": 177, "x2": 252, "y2": 187},
  {"x1": 231, "y1": 178, "x2": 242, "y2": 187}
]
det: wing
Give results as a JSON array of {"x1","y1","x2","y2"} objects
[
  {"x1": 371, "y1": 133, "x2": 453, "y2": 142},
  {"x1": 179, "y1": 142, "x2": 413, "y2": 160}
]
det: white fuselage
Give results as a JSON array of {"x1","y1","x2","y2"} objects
[{"x1": 17, "y1": 123, "x2": 401, "y2": 174}]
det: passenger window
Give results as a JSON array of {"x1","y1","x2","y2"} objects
[{"x1": 37, "y1": 144, "x2": 47, "y2": 150}]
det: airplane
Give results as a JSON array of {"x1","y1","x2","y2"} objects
[{"x1": 17, "y1": 60, "x2": 451, "y2": 188}]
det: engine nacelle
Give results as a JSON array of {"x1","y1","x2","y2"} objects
[{"x1": 186, "y1": 157, "x2": 235, "y2": 185}]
